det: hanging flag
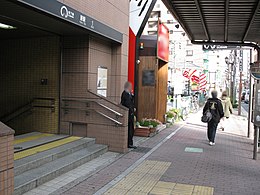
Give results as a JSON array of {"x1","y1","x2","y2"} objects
[
  {"x1": 183, "y1": 69, "x2": 190, "y2": 79},
  {"x1": 190, "y1": 69, "x2": 200, "y2": 83},
  {"x1": 199, "y1": 73, "x2": 207, "y2": 90}
]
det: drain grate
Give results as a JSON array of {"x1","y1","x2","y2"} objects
[{"x1": 133, "y1": 147, "x2": 152, "y2": 153}]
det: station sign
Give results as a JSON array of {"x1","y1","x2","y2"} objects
[
  {"x1": 202, "y1": 45, "x2": 241, "y2": 51},
  {"x1": 17, "y1": 0, "x2": 123, "y2": 43}
]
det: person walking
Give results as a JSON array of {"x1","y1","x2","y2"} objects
[
  {"x1": 203, "y1": 90, "x2": 224, "y2": 146},
  {"x1": 121, "y1": 81, "x2": 137, "y2": 149},
  {"x1": 219, "y1": 91, "x2": 233, "y2": 131}
]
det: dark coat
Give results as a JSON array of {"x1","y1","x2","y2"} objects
[
  {"x1": 121, "y1": 90, "x2": 135, "y2": 122},
  {"x1": 203, "y1": 98, "x2": 224, "y2": 123}
]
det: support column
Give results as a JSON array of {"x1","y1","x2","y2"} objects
[{"x1": 0, "y1": 123, "x2": 15, "y2": 195}]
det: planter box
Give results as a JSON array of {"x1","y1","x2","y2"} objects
[
  {"x1": 134, "y1": 127, "x2": 150, "y2": 137},
  {"x1": 134, "y1": 125, "x2": 165, "y2": 137}
]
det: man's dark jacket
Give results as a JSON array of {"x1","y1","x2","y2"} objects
[
  {"x1": 121, "y1": 91, "x2": 134, "y2": 122},
  {"x1": 203, "y1": 98, "x2": 224, "y2": 123}
]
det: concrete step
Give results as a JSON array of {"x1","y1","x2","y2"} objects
[
  {"x1": 14, "y1": 137, "x2": 95, "y2": 175},
  {"x1": 14, "y1": 133, "x2": 69, "y2": 152},
  {"x1": 14, "y1": 144, "x2": 108, "y2": 195}
]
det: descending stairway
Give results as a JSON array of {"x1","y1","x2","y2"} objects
[{"x1": 14, "y1": 132, "x2": 108, "y2": 195}]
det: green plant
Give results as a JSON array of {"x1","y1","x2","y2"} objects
[
  {"x1": 139, "y1": 118, "x2": 162, "y2": 128},
  {"x1": 166, "y1": 111, "x2": 175, "y2": 118},
  {"x1": 169, "y1": 108, "x2": 181, "y2": 117}
]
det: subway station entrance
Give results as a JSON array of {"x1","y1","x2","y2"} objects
[
  {"x1": 0, "y1": 0, "x2": 125, "y2": 137},
  {"x1": 0, "y1": 10, "x2": 60, "y2": 135}
]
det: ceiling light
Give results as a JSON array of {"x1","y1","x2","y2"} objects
[{"x1": 0, "y1": 23, "x2": 16, "y2": 29}]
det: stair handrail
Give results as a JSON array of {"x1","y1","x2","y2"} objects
[
  {"x1": 62, "y1": 97, "x2": 124, "y2": 117},
  {"x1": 87, "y1": 90, "x2": 128, "y2": 110},
  {"x1": 0, "y1": 97, "x2": 56, "y2": 123}
]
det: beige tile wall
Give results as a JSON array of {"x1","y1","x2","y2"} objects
[{"x1": 0, "y1": 37, "x2": 60, "y2": 135}]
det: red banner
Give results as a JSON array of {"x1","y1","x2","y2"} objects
[{"x1": 157, "y1": 22, "x2": 169, "y2": 62}]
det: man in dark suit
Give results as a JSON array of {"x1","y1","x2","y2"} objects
[{"x1": 121, "y1": 82, "x2": 137, "y2": 149}]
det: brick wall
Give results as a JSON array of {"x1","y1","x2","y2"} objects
[
  {"x1": 58, "y1": 0, "x2": 129, "y2": 102},
  {"x1": 0, "y1": 122, "x2": 14, "y2": 195},
  {"x1": 0, "y1": 36, "x2": 60, "y2": 134},
  {"x1": 61, "y1": 36, "x2": 129, "y2": 153}
]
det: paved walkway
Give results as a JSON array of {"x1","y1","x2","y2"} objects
[{"x1": 55, "y1": 110, "x2": 260, "y2": 195}]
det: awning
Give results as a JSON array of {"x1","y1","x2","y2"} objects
[
  {"x1": 0, "y1": 0, "x2": 123, "y2": 43},
  {"x1": 163, "y1": 0, "x2": 260, "y2": 47}
]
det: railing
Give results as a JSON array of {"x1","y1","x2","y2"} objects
[
  {"x1": 62, "y1": 97, "x2": 124, "y2": 126},
  {"x1": 0, "y1": 98, "x2": 55, "y2": 123}
]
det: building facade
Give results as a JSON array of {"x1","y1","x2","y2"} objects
[{"x1": 142, "y1": 0, "x2": 204, "y2": 94}]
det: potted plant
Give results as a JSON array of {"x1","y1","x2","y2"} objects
[{"x1": 134, "y1": 118, "x2": 162, "y2": 137}]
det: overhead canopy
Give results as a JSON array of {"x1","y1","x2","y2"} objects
[
  {"x1": 163, "y1": 0, "x2": 260, "y2": 46},
  {"x1": 0, "y1": 0, "x2": 123, "y2": 43}
]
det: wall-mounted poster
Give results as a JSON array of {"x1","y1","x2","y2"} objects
[
  {"x1": 142, "y1": 70, "x2": 155, "y2": 86},
  {"x1": 97, "y1": 66, "x2": 108, "y2": 97}
]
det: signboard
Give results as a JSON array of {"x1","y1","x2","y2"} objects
[
  {"x1": 97, "y1": 66, "x2": 108, "y2": 97},
  {"x1": 239, "y1": 50, "x2": 243, "y2": 72},
  {"x1": 250, "y1": 61, "x2": 260, "y2": 79},
  {"x1": 157, "y1": 22, "x2": 169, "y2": 62},
  {"x1": 202, "y1": 45, "x2": 241, "y2": 51},
  {"x1": 128, "y1": 0, "x2": 156, "y2": 87},
  {"x1": 142, "y1": 70, "x2": 155, "y2": 86},
  {"x1": 129, "y1": 0, "x2": 155, "y2": 36},
  {"x1": 18, "y1": 0, "x2": 123, "y2": 43}
]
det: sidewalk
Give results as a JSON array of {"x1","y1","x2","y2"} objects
[{"x1": 33, "y1": 111, "x2": 260, "y2": 195}]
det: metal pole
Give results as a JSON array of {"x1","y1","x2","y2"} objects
[
  {"x1": 230, "y1": 63, "x2": 234, "y2": 103},
  {"x1": 232, "y1": 50, "x2": 237, "y2": 106},
  {"x1": 248, "y1": 49, "x2": 253, "y2": 138},
  {"x1": 253, "y1": 125, "x2": 259, "y2": 160},
  {"x1": 238, "y1": 71, "x2": 242, "y2": 115},
  {"x1": 248, "y1": 75, "x2": 252, "y2": 138}
]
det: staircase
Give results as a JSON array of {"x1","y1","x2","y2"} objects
[{"x1": 14, "y1": 133, "x2": 108, "y2": 195}]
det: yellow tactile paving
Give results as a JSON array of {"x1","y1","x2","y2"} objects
[
  {"x1": 104, "y1": 160, "x2": 214, "y2": 195},
  {"x1": 104, "y1": 160, "x2": 171, "y2": 195},
  {"x1": 14, "y1": 136, "x2": 81, "y2": 160},
  {"x1": 150, "y1": 187, "x2": 172, "y2": 195},
  {"x1": 104, "y1": 188, "x2": 128, "y2": 194},
  {"x1": 154, "y1": 181, "x2": 176, "y2": 189},
  {"x1": 193, "y1": 185, "x2": 214, "y2": 195},
  {"x1": 14, "y1": 133, "x2": 53, "y2": 145}
]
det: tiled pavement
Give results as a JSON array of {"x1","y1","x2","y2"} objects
[{"x1": 29, "y1": 110, "x2": 260, "y2": 195}]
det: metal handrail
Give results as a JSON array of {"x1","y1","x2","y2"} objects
[
  {"x1": 87, "y1": 90, "x2": 128, "y2": 110},
  {"x1": 62, "y1": 98, "x2": 124, "y2": 117},
  {"x1": 0, "y1": 98, "x2": 55, "y2": 123},
  {"x1": 95, "y1": 110, "x2": 122, "y2": 125},
  {"x1": 62, "y1": 106, "x2": 123, "y2": 126}
]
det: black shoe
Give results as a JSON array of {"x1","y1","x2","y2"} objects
[{"x1": 128, "y1": 145, "x2": 137, "y2": 149}]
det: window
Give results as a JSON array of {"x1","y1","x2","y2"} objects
[
  {"x1": 167, "y1": 10, "x2": 171, "y2": 14},
  {"x1": 186, "y1": 61, "x2": 193, "y2": 65},
  {"x1": 186, "y1": 50, "x2": 193, "y2": 56},
  {"x1": 186, "y1": 40, "x2": 192, "y2": 46}
]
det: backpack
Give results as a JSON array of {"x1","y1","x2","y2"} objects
[{"x1": 201, "y1": 109, "x2": 212, "y2": 123}]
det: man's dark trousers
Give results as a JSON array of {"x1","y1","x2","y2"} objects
[
  {"x1": 207, "y1": 120, "x2": 218, "y2": 142},
  {"x1": 128, "y1": 121, "x2": 134, "y2": 146}
]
